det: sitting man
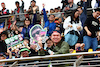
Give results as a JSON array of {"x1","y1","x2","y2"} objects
[{"x1": 38, "y1": 30, "x2": 69, "y2": 55}]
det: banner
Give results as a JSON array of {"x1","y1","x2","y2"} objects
[{"x1": 5, "y1": 34, "x2": 23, "y2": 51}]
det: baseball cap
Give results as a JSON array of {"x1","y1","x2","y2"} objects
[{"x1": 19, "y1": 48, "x2": 31, "y2": 54}]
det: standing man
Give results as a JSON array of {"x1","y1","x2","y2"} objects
[
  {"x1": 28, "y1": 0, "x2": 40, "y2": 25},
  {"x1": 1, "y1": 2, "x2": 9, "y2": 15},
  {"x1": 83, "y1": 8, "x2": 100, "y2": 51},
  {"x1": 13, "y1": 0, "x2": 25, "y2": 27}
]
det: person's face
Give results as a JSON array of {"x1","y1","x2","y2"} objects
[
  {"x1": 94, "y1": 11, "x2": 100, "y2": 19},
  {"x1": 31, "y1": 1, "x2": 36, "y2": 7},
  {"x1": 24, "y1": 39, "x2": 29, "y2": 44},
  {"x1": 1, "y1": 4, "x2": 5, "y2": 8},
  {"x1": 77, "y1": 8, "x2": 83, "y2": 15},
  {"x1": 21, "y1": 51, "x2": 29, "y2": 57},
  {"x1": 50, "y1": 10, "x2": 54, "y2": 13},
  {"x1": 49, "y1": 15, "x2": 55, "y2": 21},
  {"x1": 0, "y1": 56, "x2": 6, "y2": 60},
  {"x1": 58, "y1": 18, "x2": 62, "y2": 23},
  {"x1": 25, "y1": 20, "x2": 30, "y2": 26},
  {"x1": 68, "y1": 0, "x2": 73, "y2": 3},
  {"x1": 50, "y1": 32, "x2": 61, "y2": 43},
  {"x1": 74, "y1": 11, "x2": 79, "y2": 18},
  {"x1": 47, "y1": 40, "x2": 53, "y2": 48},
  {"x1": 1, "y1": 34, "x2": 7, "y2": 40},
  {"x1": 55, "y1": 9, "x2": 58, "y2": 13},
  {"x1": 16, "y1": 3, "x2": 19, "y2": 8}
]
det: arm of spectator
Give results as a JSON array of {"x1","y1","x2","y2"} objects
[
  {"x1": 76, "y1": 21, "x2": 83, "y2": 31},
  {"x1": 42, "y1": 4, "x2": 48, "y2": 22},
  {"x1": 97, "y1": 31, "x2": 100, "y2": 41},
  {"x1": 21, "y1": 0, "x2": 24, "y2": 9},
  {"x1": 23, "y1": 41, "x2": 31, "y2": 49},
  {"x1": 63, "y1": 16, "x2": 72, "y2": 30},
  {"x1": 84, "y1": 26, "x2": 92, "y2": 36},
  {"x1": 54, "y1": 42, "x2": 69, "y2": 55},
  {"x1": 7, "y1": 47, "x2": 12, "y2": 59},
  {"x1": 28, "y1": 6, "x2": 32, "y2": 12}
]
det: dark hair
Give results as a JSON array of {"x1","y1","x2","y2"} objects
[
  {"x1": 46, "y1": 38, "x2": 52, "y2": 43},
  {"x1": 0, "y1": 31, "x2": 8, "y2": 38},
  {"x1": 31, "y1": 0, "x2": 36, "y2": 3},
  {"x1": 70, "y1": 9, "x2": 79, "y2": 24},
  {"x1": 15, "y1": 1, "x2": 19, "y2": 5},
  {"x1": 24, "y1": 17, "x2": 31, "y2": 26},
  {"x1": 50, "y1": 9, "x2": 54, "y2": 11},
  {"x1": 94, "y1": 8, "x2": 100, "y2": 12}
]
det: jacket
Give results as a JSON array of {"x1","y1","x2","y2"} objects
[
  {"x1": 43, "y1": 8, "x2": 56, "y2": 35},
  {"x1": 63, "y1": 16, "x2": 83, "y2": 35},
  {"x1": 14, "y1": 1, "x2": 25, "y2": 21},
  {"x1": 21, "y1": 14, "x2": 37, "y2": 38},
  {"x1": 38, "y1": 41, "x2": 69, "y2": 55}
]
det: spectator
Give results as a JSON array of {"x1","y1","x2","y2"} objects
[
  {"x1": 13, "y1": 0, "x2": 25, "y2": 27},
  {"x1": 19, "y1": 48, "x2": 31, "y2": 58},
  {"x1": 38, "y1": 30, "x2": 69, "y2": 55},
  {"x1": 0, "y1": 31, "x2": 7, "y2": 53},
  {"x1": 94, "y1": 0, "x2": 100, "y2": 8},
  {"x1": 50, "y1": 9, "x2": 54, "y2": 14},
  {"x1": 28, "y1": 0, "x2": 39, "y2": 14},
  {"x1": 63, "y1": 0, "x2": 78, "y2": 12},
  {"x1": 61, "y1": 0, "x2": 69, "y2": 10},
  {"x1": 13, "y1": 14, "x2": 36, "y2": 38},
  {"x1": 42, "y1": 4, "x2": 56, "y2": 36},
  {"x1": 1, "y1": 2, "x2": 9, "y2": 15},
  {"x1": 77, "y1": 0, "x2": 87, "y2": 43},
  {"x1": 21, "y1": 38, "x2": 38, "y2": 56},
  {"x1": 28, "y1": 0, "x2": 39, "y2": 25},
  {"x1": 83, "y1": 8, "x2": 100, "y2": 51},
  {"x1": 63, "y1": 9, "x2": 83, "y2": 49}
]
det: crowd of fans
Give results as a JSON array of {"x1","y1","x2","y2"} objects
[{"x1": 0, "y1": 0, "x2": 100, "y2": 66}]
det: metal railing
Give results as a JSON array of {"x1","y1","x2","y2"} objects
[{"x1": 0, "y1": 51, "x2": 100, "y2": 67}]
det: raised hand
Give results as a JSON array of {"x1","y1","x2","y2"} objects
[{"x1": 42, "y1": 3, "x2": 45, "y2": 8}]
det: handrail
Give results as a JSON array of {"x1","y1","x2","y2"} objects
[
  {"x1": 0, "y1": 7, "x2": 98, "y2": 18},
  {"x1": 0, "y1": 51, "x2": 100, "y2": 62}
]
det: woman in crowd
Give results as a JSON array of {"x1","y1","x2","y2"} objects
[
  {"x1": 63, "y1": 9, "x2": 83, "y2": 49},
  {"x1": 13, "y1": 14, "x2": 37, "y2": 38}
]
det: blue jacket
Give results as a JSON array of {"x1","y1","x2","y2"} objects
[
  {"x1": 79, "y1": 2, "x2": 87, "y2": 26},
  {"x1": 43, "y1": 8, "x2": 56, "y2": 35},
  {"x1": 21, "y1": 14, "x2": 37, "y2": 38}
]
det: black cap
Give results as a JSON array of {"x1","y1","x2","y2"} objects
[
  {"x1": 31, "y1": 0, "x2": 36, "y2": 3},
  {"x1": 94, "y1": 8, "x2": 100, "y2": 12}
]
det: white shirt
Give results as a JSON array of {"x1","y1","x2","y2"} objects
[{"x1": 63, "y1": 16, "x2": 83, "y2": 35}]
